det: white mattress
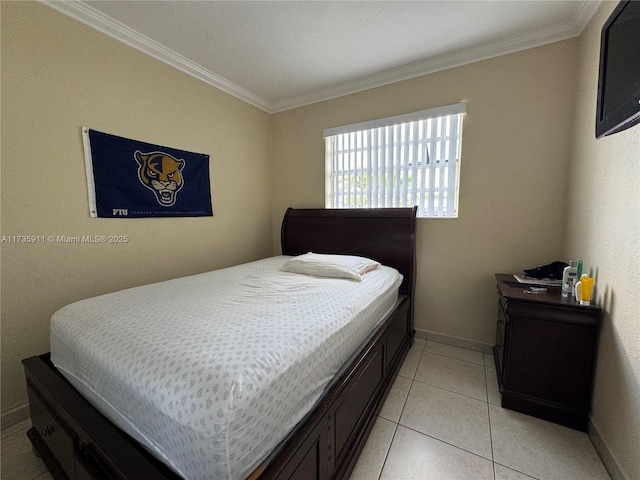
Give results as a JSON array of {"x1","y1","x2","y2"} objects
[{"x1": 50, "y1": 256, "x2": 402, "y2": 480}]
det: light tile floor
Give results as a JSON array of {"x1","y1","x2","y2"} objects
[
  {"x1": 0, "y1": 339, "x2": 610, "y2": 480},
  {"x1": 349, "y1": 338, "x2": 610, "y2": 480},
  {"x1": 1, "y1": 418, "x2": 52, "y2": 480}
]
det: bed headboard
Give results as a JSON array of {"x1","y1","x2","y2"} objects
[{"x1": 281, "y1": 207, "x2": 417, "y2": 298}]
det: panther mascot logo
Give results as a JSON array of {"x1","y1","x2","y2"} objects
[{"x1": 134, "y1": 150, "x2": 186, "y2": 207}]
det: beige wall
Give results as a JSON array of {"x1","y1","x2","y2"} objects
[
  {"x1": 272, "y1": 40, "x2": 577, "y2": 344},
  {"x1": 3, "y1": 2, "x2": 638, "y2": 477},
  {"x1": 1, "y1": 2, "x2": 273, "y2": 414},
  {"x1": 566, "y1": 2, "x2": 640, "y2": 477}
]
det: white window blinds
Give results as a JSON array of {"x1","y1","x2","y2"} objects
[{"x1": 324, "y1": 102, "x2": 466, "y2": 218}]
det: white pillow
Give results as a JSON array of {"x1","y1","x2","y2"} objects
[{"x1": 282, "y1": 252, "x2": 380, "y2": 281}]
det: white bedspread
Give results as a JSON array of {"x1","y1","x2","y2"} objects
[{"x1": 50, "y1": 256, "x2": 402, "y2": 480}]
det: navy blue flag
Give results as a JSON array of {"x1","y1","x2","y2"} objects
[{"x1": 83, "y1": 128, "x2": 213, "y2": 218}]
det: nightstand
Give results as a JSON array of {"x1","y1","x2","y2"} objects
[{"x1": 493, "y1": 274, "x2": 601, "y2": 431}]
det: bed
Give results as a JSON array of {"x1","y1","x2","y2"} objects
[{"x1": 22, "y1": 206, "x2": 417, "y2": 480}]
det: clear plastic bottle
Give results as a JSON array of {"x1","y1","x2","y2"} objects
[{"x1": 562, "y1": 260, "x2": 578, "y2": 297}]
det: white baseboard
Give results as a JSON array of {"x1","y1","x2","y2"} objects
[
  {"x1": 415, "y1": 328, "x2": 493, "y2": 354},
  {"x1": 1, "y1": 402, "x2": 30, "y2": 430},
  {"x1": 588, "y1": 418, "x2": 627, "y2": 480}
]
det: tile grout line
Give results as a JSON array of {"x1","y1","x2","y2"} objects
[
  {"x1": 398, "y1": 423, "x2": 495, "y2": 464},
  {"x1": 410, "y1": 375, "x2": 488, "y2": 404},
  {"x1": 400, "y1": 343, "x2": 497, "y2": 468},
  {"x1": 2, "y1": 424, "x2": 31, "y2": 441},
  {"x1": 414, "y1": 342, "x2": 486, "y2": 395},
  {"x1": 375, "y1": 342, "x2": 424, "y2": 480},
  {"x1": 398, "y1": 343, "x2": 425, "y2": 417},
  {"x1": 423, "y1": 348, "x2": 485, "y2": 367},
  {"x1": 484, "y1": 366, "x2": 497, "y2": 480},
  {"x1": 484, "y1": 386, "x2": 543, "y2": 480},
  {"x1": 375, "y1": 421, "x2": 399, "y2": 480},
  {"x1": 493, "y1": 461, "x2": 543, "y2": 480}
]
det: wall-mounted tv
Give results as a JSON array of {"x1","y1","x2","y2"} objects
[{"x1": 595, "y1": 0, "x2": 640, "y2": 139}]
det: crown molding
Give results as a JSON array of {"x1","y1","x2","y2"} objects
[
  {"x1": 270, "y1": 1, "x2": 602, "y2": 113},
  {"x1": 572, "y1": 0, "x2": 604, "y2": 34},
  {"x1": 42, "y1": 0, "x2": 601, "y2": 114}
]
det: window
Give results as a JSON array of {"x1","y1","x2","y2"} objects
[{"x1": 324, "y1": 102, "x2": 466, "y2": 218}]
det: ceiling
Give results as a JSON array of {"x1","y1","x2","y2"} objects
[{"x1": 43, "y1": 1, "x2": 601, "y2": 113}]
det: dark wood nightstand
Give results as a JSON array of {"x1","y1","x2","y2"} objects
[{"x1": 493, "y1": 274, "x2": 601, "y2": 431}]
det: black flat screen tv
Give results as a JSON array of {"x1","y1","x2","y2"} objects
[{"x1": 596, "y1": 0, "x2": 640, "y2": 139}]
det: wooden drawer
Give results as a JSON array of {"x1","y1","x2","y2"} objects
[
  {"x1": 27, "y1": 380, "x2": 76, "y2": 479},
  {"x1": 286, "y1": 441, "x2": 320, "y2": 480},
  {"x1": 334, "y1": 347, "x2": 384, "y2": 461},
  {"x1": 385, "y1": 299, "x2": 409, "y2": 369},
  {"x1": 76, "y1": 450, "x2": 111, "y2": 480}
]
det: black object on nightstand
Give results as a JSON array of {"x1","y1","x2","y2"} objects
[{"x1": 493, "y1": 274, "x2": 601, "y2": 431}]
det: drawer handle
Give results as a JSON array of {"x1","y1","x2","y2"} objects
[{"x1": 41, "y1": 425, "x2": 54, "y2": 437}]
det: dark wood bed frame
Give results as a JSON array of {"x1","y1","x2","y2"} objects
[{"x1": 22, "y1": 207, "x2": 417, "y2": 480}]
